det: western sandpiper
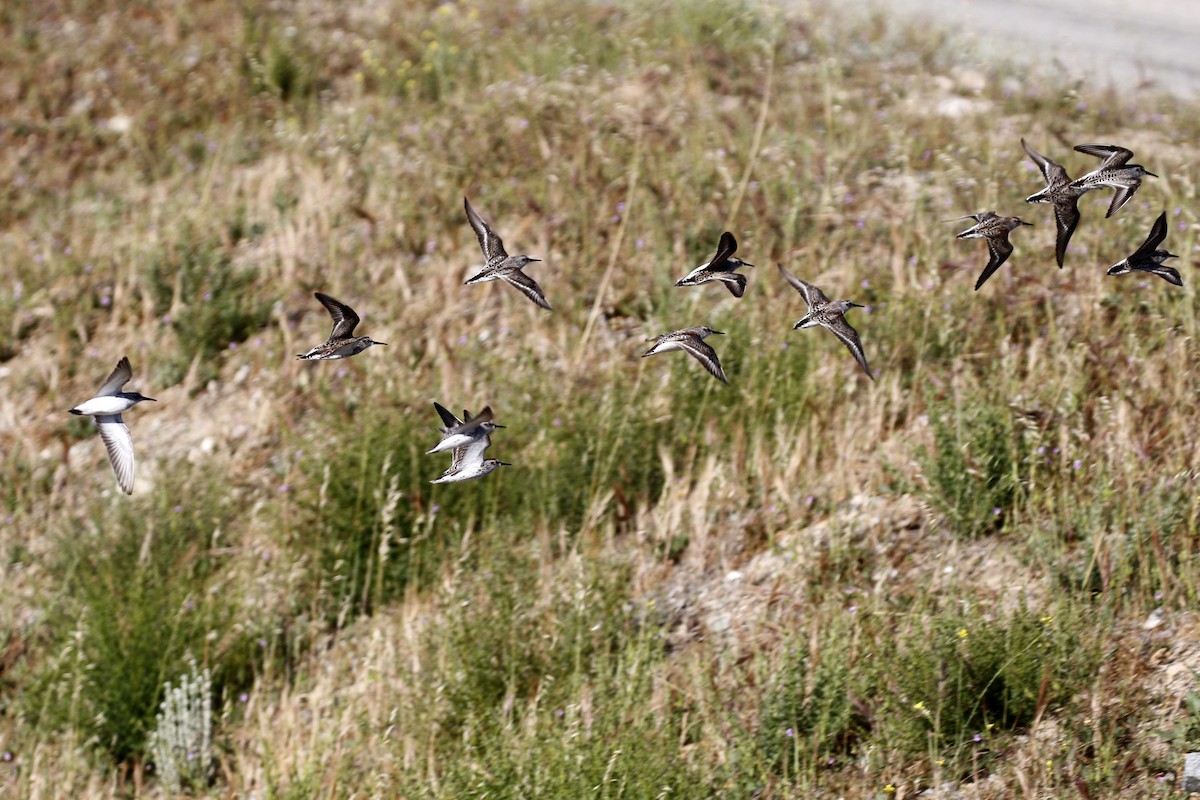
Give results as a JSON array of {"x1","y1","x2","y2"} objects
[
  {"x1": 1021, "y1": 138, "x2": 1088, "y2": 267},
  {"x1": 296, "y1": 293, "x2": 387, "y2": 360},
  {"x1": 426, "y1": 402, "x2": 504, "y2": 455},
  {"x1": 778, "y1": 265, "x2": 873, "y2": 380},
  {"x1": 1070, "y1": 144, "x2": 1157, "y2": 218},
  {"x1": 464, "y1": 196, "x2": 552, "y2": 311},
  {"x1": 1107, "y1": 211, "x2": 1182, "y2": 286},
  {"x1": 68, "y1": 356, "x2": 156, "y2": 495},
  {"x1": 642, "y1": 325, "x2": 729, "y2": 384},
  {"x1": 952, "y1": 211, "x2": 1033, "y2": 290},
  {"x1": 674, "y1": 231, "x2": 755, "y2": 297}
]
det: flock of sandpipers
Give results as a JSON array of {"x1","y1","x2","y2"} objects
[{"x1": 69, "y1": 140, "x2": 1181, "y2": 493}]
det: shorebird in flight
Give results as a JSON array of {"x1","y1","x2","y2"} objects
[
  {"x1": 1070, "y1": 143, "x2": 1157, "y2": 218},
  {"x1": 1021, "y1": 138, "x2": 1088, "y2": 267},
  {"x1": 1107, "y1": 211, "x2": 1182, "y2": 286},
  {"x1": 778, "y1": 265, "x2": 873, "y2": 380},
  {"x1": 642, "y1": 326, "x2": 729, "y2": 384},
  {"x1": 68, "y1": 356, "x2": 156, "y2": 494},
  {"x1": 296, "y1": 293, "x2": 387, "y2": 360},
  {"x1": 674, "y1": 231, "x2": 755, "y2": 297},
  {"x1": 952, "y1": 211, "x2": 1033, "y2": 290},
  {"x1": 463, "y1": 197, "x2": 552, "y2": 310},
  {"x1": 426, "y1": 403, "x2": 504, "y2": 455}
]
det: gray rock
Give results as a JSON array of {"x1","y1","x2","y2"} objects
[{"x1": 1184, "y1": 752, "x2": 1200, "y2": 793}]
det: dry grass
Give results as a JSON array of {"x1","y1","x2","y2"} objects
[{"x1": 1, "y1": 0, "x2": 1199, "y2": 797}]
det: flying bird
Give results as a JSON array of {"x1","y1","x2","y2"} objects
[
  {"x1": 778, "y1": 265, "x2": 873, "y2": 380},
  {"x1": 952, "y1": 211, "x2": 1034, "y2": 290},
  {"x1": 642, "y1": 326, "x2": 729, "y2": 384},
  {"x1": 296, "y1": 293, "x2": 387, "y2": 360},
  {"x1": 464, "y1": 197, "x2": 552, "y2": 311},
  {"x1": 674, "y1": 231, "x2": 755, "y2": 297},
  {"x1": 1021, "y1": 138, "x2": 1088, "y2": 267},
  {"x1": 68, "y1": 356, "x2": 156, "y2": 494},
  {"x1": 1106, "y1": 211, "x2": 1182, "y2": 286},
  {"x1": 1070, "y1": 143, "x2": 1157, "y2": 218}
]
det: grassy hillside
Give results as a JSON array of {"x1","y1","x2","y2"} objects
[{"x1": 1, "y1": 0, "x2": 1198, "y2": 796}]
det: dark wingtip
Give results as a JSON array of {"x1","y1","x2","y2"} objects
[{"x1": 69, "y1": 409, "x2": 83, "y2": 415}]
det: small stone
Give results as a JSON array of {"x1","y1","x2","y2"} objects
[{"x1": 1184, "y1": 752, "x2": 1200, "y2": 792}]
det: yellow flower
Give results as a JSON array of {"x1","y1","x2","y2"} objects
[
  {"x1": 405, "y1": 78, "x2": 417, "y2": 93},
  {"x1": 1041, "y1": 616, "x2": 1053, "y2": 623},
  {"x1": 883, "y1": 785, "x2": 896, "y2": 794},
  {"x1": 421, "y1": 29, "x2": 434, "y2": 41},
  {"x1": 957, "y1": 628, "x2": 968, "y2": 639},
  {"x1": 912, "y1": 701, "x2": 925, "y2": 711},
  {"x1": 427, "y1": 40, "x2": 439, "y2": 52}
]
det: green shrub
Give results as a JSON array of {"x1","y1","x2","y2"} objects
[
  {"x1": 884, "y1": 605, "x2": 1099, "y2": 762},
  {"x1": 25, "y1": 468, "x2": 254, "y2": 766},
  {"x1": 920, "y1": 395, "x2": 1030, "y2": 536}
]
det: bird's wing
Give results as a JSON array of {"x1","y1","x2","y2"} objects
[
  {"x1": 1132, "y1": 211, "x2": 1169, "y2": 259},
  {"x1": 96, "y1": 357, "x2": 133, "y2": 397},
  {"x1": 434, "y1": 401, "x2": 463, "y2": 430},
  {"x1": 975, "y1": 235, "x2": 1015, "y2": 291},
  {"x1": 716, "y1": 272, "x2": 747, "y2": 297},
  {"x1": 1052, "y1": 199, "x2": 1081, "y2": 268},
  {"x1": 96, "y1": 414, "x2": 135, "y2": 494},
  {"x1": 1105, "y1": 182, "x2": 1139, "y2": 218},
  {"x1": 824, "y1": 316, "x2": 874, "y2": 380},
  {"x1": 1074, "y1": 143, "x2": 1133, "y2": 169},
  {"x1": 707, "y1": 231, "x2": 738, "y2": 271},
  {"x1": 464, "y1": 197, "x2": 508, "y2": 265},
  {"x1": 777, "y1": 265, "x2": 829, "y2": 309},
  {"x1": 315, "y1": 293, "x2": 360, "y2": 340},
  {"x1": 501, "y1": 269, "x2": 553, "y2": 311},
  {"x1": 677, "y1": 336, "x2": 728, "y2": 384},
  {"x1": 1147, "y1": 264, "x2": 1184, "y2": 287},
  {"x1": 1021, "y1": 139, "x2": 1070, "y2": 186}
]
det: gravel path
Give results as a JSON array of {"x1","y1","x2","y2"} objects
[{"x1": 834, "y1": 0, "x2": 1200, "y2": 97}]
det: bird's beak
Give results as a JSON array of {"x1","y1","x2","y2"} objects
[
  {"x1": 493, "y1": 423, "x2": 506, "y2": 429},
  {"x1": 712, "y1": 330, "x2": 726, "y2": 335},
  {"x1": 145, "y1": 397, "x2": 158, "y2": 402},
  {"x1": 1145, "y1": 170, "x2": 1159, "y2": 178},
  {"x1": 742, "y1": 262, "x2": 756, "y2": 268},
  {"x1": 528, "y1": 258, "x2": 542, "y2": 263},
  {"x1": 499, "y1": 461, "x2": 513, "y2": 467},
  {"x1": 1021, "y1": 220, "x2": 1035, "y2": 227},
  {"x1": 1164, "y1": 252, "x2": 1179, "y2": 260},
  {"x1": 376, "y1": 341, "x2": 389, "y2": 346},
  {"x1": 848, "y1": 302, "x2": 865, "y2": 308}
]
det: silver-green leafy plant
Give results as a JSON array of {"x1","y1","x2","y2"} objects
[{"x1": 147, "y1": 656, "x2": 213, "y2": 792}]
